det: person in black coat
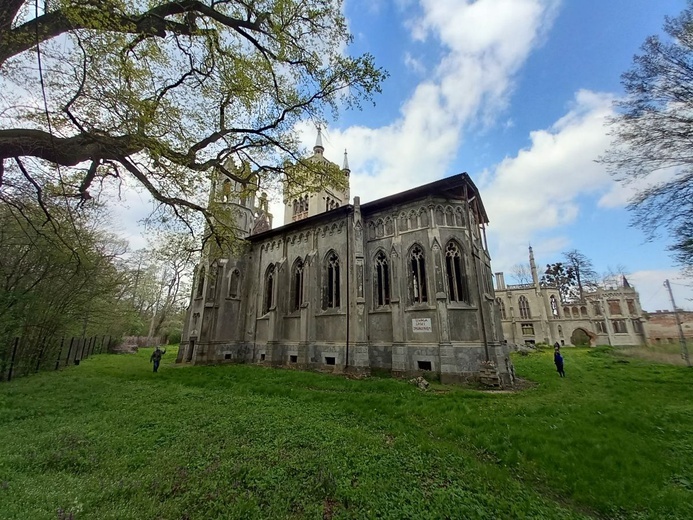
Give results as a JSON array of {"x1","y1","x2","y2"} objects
[
  {"x1": 553, "y1": 343, "x2": 565, "y2": 378},
  {"x1": 150, "y1": 346, "x2": 166, "y2": 373}
]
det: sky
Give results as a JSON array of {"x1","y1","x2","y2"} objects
[
  {"x1": 117, "y1": 0, "x2": 692, "y2": 312},
  {"x1": 289, "y1": 0, "x2": 693, "y2": 312}
]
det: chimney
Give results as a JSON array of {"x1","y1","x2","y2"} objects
[{"x1": 495, "y1": 272, "x2": 506, "y2": 291}]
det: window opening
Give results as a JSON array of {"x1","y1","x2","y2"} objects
[
  {"x1": 417, "y1": 360, "x2": 432, "y2": 371},
  {"x1": 229, "y1": 269, "x2": 240, "y2": 298},
  {"x1": 196, "y1": 267, "x2": 205, "y2": 298},
  {"x1": 292, "y1": 259, "x2": 304, "y2": 311},
  {"x1": 518, "y1": 296, "x2": 531, "y2": 319},
  {"x1": 410, "y1": 246, "x2": 428, "y2": 303},
  {"x1": 263, "y1": 265, "x2": 275, "y2": 314},
  {"x1": 445, "y1": 242, "x2": 469, "y2": 302},
  {"x1": 326, "y1": 253, "x2": 340, "y2": 308},
  {"x1": 375, "y1": 251, "x2": 390, "y2": 306},
  {"x1": 497, "y1": 298, "x2": 507, "y2": 320}
]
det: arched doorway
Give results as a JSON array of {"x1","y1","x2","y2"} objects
[{"x1": 570, "y1": 327, "x2": 597, "y2": 347}]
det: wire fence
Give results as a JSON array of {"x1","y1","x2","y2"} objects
[{"x1": 0, "y1": 335, "x2": 116, "y2": 382}]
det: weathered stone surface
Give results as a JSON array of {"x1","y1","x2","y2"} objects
[{"x1": 179, "y1": 142, "x2": 514, "y2": 385}]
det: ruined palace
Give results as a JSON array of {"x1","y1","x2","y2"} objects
[{"x1": 495, "y1": 248, "x2": 647, "y2": 347}]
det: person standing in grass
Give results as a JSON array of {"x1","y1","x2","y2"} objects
[
  {"x1": 554, "y1": 343, "x2": 565, "y2": 378},
  {"x1": 150, "y1": 346, "x2": 166, "y2": 373}
]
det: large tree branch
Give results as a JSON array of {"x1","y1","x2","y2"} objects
[
  {"x1": 0, "y1": 0, "x2": 267, "y2": 67},
  {"x1": 0, "y1": 129, "x2": 143, "y2": 165}
]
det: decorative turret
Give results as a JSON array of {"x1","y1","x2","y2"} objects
[
  {"x1": 314, "y1": 125, "x2": 324, "y2": 156},
  {"x1": 342, "y1": 149, "x2": 350, "y2": 176},
  {"x1": 529, "y1": 245, "x2": 540, "y2": 287},
  {"x1": 342, "y1": 149, "x2": 351, "y2": 203}
]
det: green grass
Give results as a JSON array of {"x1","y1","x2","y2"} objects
[{"x1": 0, "y1": 347, "x2": 691, "y2": 519}]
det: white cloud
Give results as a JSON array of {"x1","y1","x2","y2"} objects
[
  {"x1": 481, "y1": 90, "x2": 617, "y2": 269},
  {"x1": 403, "y1": 52, "x2": 426, "y2": 75},
  {"x1": 293, "y1": 0, "x2": 561, "y2": 212},
  {"x1": 598, "y1": 165, "x2": 681, "y2": 208},
  {"x1": 629, "y1": 270, "x2": 693, "y2": 312}
]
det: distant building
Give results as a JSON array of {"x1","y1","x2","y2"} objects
[
  {"x1": 495, "y1": 248, "x2": 647, "y2": 347},
  {"x1": 645, "y1": 310, "x2": 693, "y2": 345},
  {"x1": 178, "y1": 131, "x2": 514, "y2": 386}
]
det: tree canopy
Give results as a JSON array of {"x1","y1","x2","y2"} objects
[
  {"x1": 601, "y1": 2, "x2": 693, "y2": 272},
  {"x1": 0, "y1": 0, "x2": 385, "y2": 242},
  {"x1": 540, "y1": 250, "x2": 598, "y2": 303}
]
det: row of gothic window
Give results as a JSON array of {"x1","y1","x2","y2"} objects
[
  {"x1": 497, "y1": 297, "x2": 639, "y2": 321},
  {"x1": 368, "y1": 206, "x2": 480, "y2": 240},
  {"x1": 265, "y1": 242, "x2": 471, "y2": 313},
  {"x1": 195, "y1": 241, "x2": 474, "y2": 312},
  {"x1": 497, "y1": 296, "x2": 532, "y2": 320},
  {"x1": 325, "y1": 197, "x2": 340, "y2": 211},
  {"x1": 292, "y1": 195, "x2": 309, "y2": 216}
]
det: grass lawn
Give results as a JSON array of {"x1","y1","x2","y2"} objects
[{"x1": 0, "y1": 346, "x2": 691, "y2": 519}]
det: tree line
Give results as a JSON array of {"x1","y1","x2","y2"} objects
[{"x1": 0, "y1": 194, "x2": 194, "y2": 375}]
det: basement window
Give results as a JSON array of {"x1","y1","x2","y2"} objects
[
  {"x1": 260, "y1": 353, "x2": 266, "y2": 361},
  {"x1": 290, "y1": 355, "x2": 298, "y2": 363},
  {"x1": 325, "y1": 356, "x2": 336, "y2": 366},
  {"x1": 417, "y1": 360, "x2": 432, "y2": 371},
  {"x1": 224, "y1": 353, "x2": 231, "y2": 360}
]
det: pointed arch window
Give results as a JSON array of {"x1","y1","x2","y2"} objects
[
  {"x1": 497, "y1": 298, "x2": 507, "y2": 320},
  {"x1": 419, "y1": 208, "x2": 429, "y2": 227},
  {"x1": 445, "y1": 242, "x2": 470, "y2": 303},
  {"x1": 374, "y1": 251, "x2": 390, "y2": 306},
  {"x1": 291, "y1": 259, "x2": 305, "y2": 312},
  {"x1": 222, "y1": 179, "x2": 231, "y2": 202},
  {"x1": 324, "y1": 253, "x2": 340, "y2": 309},
  {"x1": 550, "y1": 295, "x2": 559, "y2": 317},
  {"x1": 410, "y1": 246, "x2": 428, "y2": 304},
  {"x1": 518, "y1": 296, "x2": 532, "y2": 319},
  {"x1": 263, "y1": 264, "x2": 275, "y2": 314},
  {"x1": 207, "y1": 264, "x2": 220, "y2": 300},
  {"x1": 229, "y1": 269, "x2": 240, "y2": 298},
  {"x1": 196, "y1": 266, "x2": 206, "y2": 298}
]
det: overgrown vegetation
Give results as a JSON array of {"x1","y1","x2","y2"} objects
[
  {"x1": 0, "y1": 0, "x2": 385, "y2": 244},
  {"x1": 1, "y1": 347, "x2": 691, "y2": 519},
  {"x1": 601, "y1": 1, "x2": 693, "y2": 273},
  {"x1": 0, "y1": 196, "x2": 192, "y2": 380}
]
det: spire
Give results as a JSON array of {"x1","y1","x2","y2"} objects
[
  {"x1": 529, "y1": 245, "x2": 540, "y2": 287},
  {"x1": 342, "y1": 149, "x2": 350, "y2": 175},
  {"x1": 313, "y1": 125, "x2": 324, "y2": 155}
]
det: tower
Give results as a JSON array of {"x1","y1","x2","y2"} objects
[
  {"x1": 209, "y1": 159, "x2": 259, "y2": 239},
  {"x1": 283, "y1": 127, "x2": 351, "y2": 223}
]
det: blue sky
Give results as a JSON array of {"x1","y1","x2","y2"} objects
[{"x1": 272, "y1": 0, "x2": 691, "y2": 312}]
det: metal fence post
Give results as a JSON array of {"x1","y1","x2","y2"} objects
[
  {"x1": 35, "y1": 340, "x2": 47, "y2": 373},
  {"x1": 55, "y1": 337, "x2": 65, "y2": 370},
  {"x1": 65, "y1": 337, "x2": 75, "y2": 366},
  {"x1": 7, "y1": 337, "x2": 19, "y2": 382}
]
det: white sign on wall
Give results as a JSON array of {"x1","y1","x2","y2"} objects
[{"x1": 412, "y1": 318, "x2": 432, "y2": 333}]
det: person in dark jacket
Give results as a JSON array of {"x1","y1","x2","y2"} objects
[
  {"x1": 553, "y1": 344, "x2": 565, "y2": 377},
  {"x1": 150, "y1": 347, "x2": 166, "y2": 373}
]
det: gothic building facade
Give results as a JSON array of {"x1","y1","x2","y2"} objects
[
  {"x1": 178, "y1": 134, "x2": 513, "y2": 386},
  {"x1": 495, "y1": 248, "x2": 647, "y2": 347}
]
